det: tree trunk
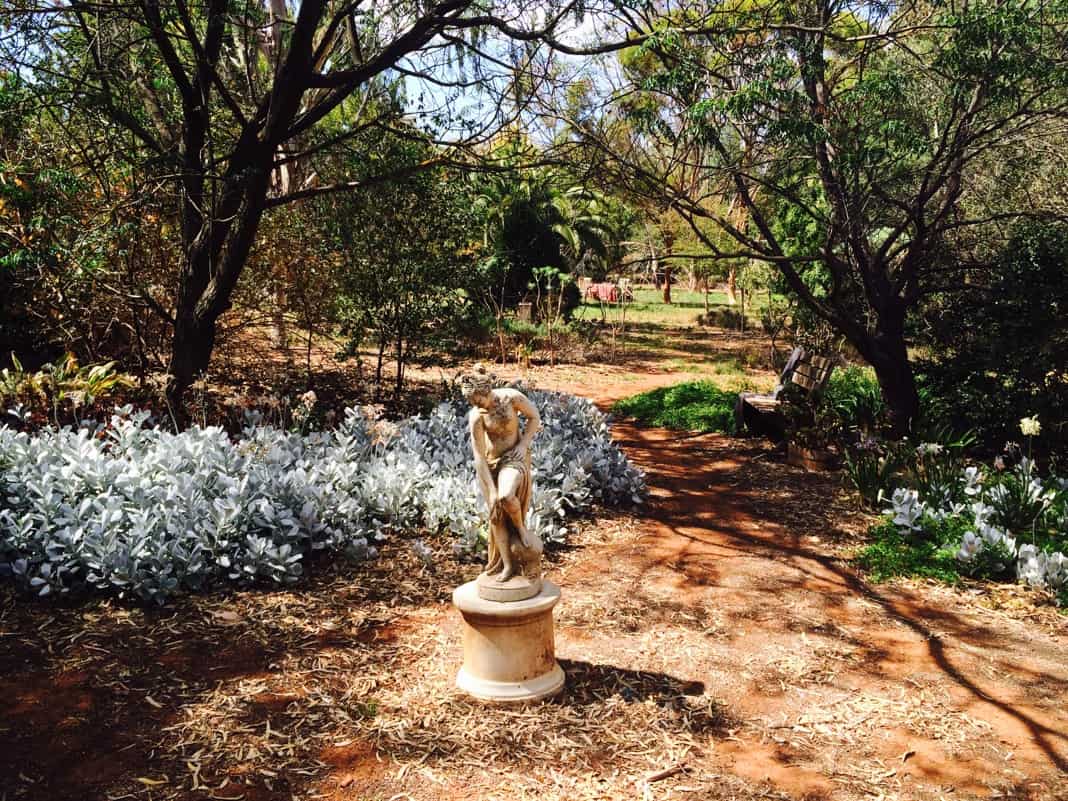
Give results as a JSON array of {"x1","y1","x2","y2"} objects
[
  {"x1": 374, "y1": 334, "x2": 386, "y2": 399},
  {"x1": 271, "y1": 270, "x2": 289, "y2": 351},
  {"x1": 166, "y1": 156, "x2": 272, "y2": 417},
  {"x1": 726, "y1": 265, "x2": 738, "y2": 305},
  {"x1": 165, "y1": 312, "x2": 216, "y2": 421},
  {"x1": 662, "y1": 266, "x2": 672, "y2": 304},
  {"x1": 865, "y1": 318, "x2": 921, "y2": 437}
]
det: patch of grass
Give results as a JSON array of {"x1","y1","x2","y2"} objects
[
  {"x1": 711, "y1": 357, "x2": 744, "y2": 377},
  {"x1": 612, "y1": 381, "x2": 738, "y2": 433},
  {"x1": 664, "y1": 359, "x2": 704, "y2": 374},
  {"x1": 575, "y1": 286, "x2": 772, "y2": 328},
  {"x1": 855, "y1": 521, "x2": 960, "y2": 584}
]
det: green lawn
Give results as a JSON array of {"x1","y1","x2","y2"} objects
[
  {"x1": 611, "y1": 380, "x2": 740, "y2": 434},
  {"x1": 575, "y1": 286, "x2": 778, "y2": 327}
]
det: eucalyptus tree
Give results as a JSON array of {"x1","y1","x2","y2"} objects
[
  {"x1": 1, "y1": 0, "x2": 592, "y2": 411},
  {"x1": 549, "y1": 0, "x2": 1068, "y2": 432}
]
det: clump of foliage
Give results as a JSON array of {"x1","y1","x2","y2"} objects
[
  {"x1": 322, "y1": 145, "x2": 480, "y2": 397},
  {"x1": 920, "y1": 222, "x2": 1068, "y2": 457},
  {"x1": 865, "y1": 427, "x2": 1068, "y2": 603},
  {"x1": 472, "y1": 155, "x2": 632, "y2": 348},
  {"x1": 824, "y1": 366, "x2": 885, "y2": 435},
  {"x1": 817, "y1": 367, "x2": 968, "y2": 508},
  {"x1": 779, "y1": 381, "x2": 837, "y2": 451},
  {"x1": 842, "y1": 438, "x2": 907, "y2": 509},
  {"x1": 0, "y1": 391, "x2": 645, "y2": 604},
  {"x1": 778, "y1": 363, "x2": 884, "y2": 455},
  {"x1": 856, "y1": 521, "x2": 961, "y2": 585},
  {"x1": 612, "y1": 381, "x2": 738, "y2": 434},
  {"x1": 1, "y1": 353, "x2": 134, "y2": 426}
]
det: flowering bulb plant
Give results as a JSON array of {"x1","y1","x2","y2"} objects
[{"x1": 880, "y1": 445, "x2": 1068, "y2": 602}]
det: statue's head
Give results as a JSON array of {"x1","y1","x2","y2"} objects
[{"x1": 460, "y1": 364, "x2": 496, "y2": 408}]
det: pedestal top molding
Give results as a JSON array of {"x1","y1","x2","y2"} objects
[{"x1": 454, "y1": 579, "x2": 561, "y2": 618}]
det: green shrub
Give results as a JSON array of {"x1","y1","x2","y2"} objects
[
  {"x1": 823, "y1": 365, "x2": 885, "y2": 433},
  {"x1": 908, "y1": 439, "x2": 971, "y2": 509},
  {"x1": 612, "y1": 381, "x2": 739, "y2": 434},
  {"x1": 843, "y1": 441, "x2": 907, "y2": 508},
  {"x1": 503, "y1": 318, "x2": 541, "y2": 340},
  {"x1": 918, "y1": 221, "x2": 1068, "y2": 457},
  {"x1": 957, "y1": 537, "x2": 1018, "y2": 581},
  {"x1": 0, "y1": 353, "x2": 134, "y2": 426},
  {"x1": 711, "y1": 358, "x2": 744, "y2": 377},
  {"x1": 923, "y1": 513, "x2": 976, "y2": 547},
  {"x1": 697, "y1": 307, "x2": 745, "y2": 329},
  {"x1": 855, "y1": 521, "x2": 960, "y2": 584}
]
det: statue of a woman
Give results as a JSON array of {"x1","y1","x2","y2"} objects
[{"x1": 461, "y1": 368, "x2": 543, "y2": 601}]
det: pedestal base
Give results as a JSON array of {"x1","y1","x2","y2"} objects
[{"x1": 453, "y1": 579, "x2": 565, "y2": 703}]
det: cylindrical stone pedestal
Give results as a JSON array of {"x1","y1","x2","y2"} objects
[{"x1": 453, "y1": 579, "x2": 565, "y2": 703}]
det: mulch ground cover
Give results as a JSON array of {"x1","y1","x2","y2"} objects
[{"x1": 3, "y1": 367, "x2": 1068, "y2": 801}]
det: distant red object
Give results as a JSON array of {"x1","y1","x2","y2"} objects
[{"x1": 585, "y1": 282, "x2": 621, "y2": 303}]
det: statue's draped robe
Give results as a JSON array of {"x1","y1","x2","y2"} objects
[{"x1": 476, "y1": 425, "x2": 534, "y2": 577}]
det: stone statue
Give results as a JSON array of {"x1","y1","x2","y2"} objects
[{"x1": 461, "y1": 367, "x2": 543, "y2": 602}]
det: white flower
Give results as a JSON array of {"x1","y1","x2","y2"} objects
[
  {"x1": 949, "y1": 502, "x2": 967, "y2": 518},
  {"x1": 1017, "y1": 544, "x2": 1048, "y2": 589},
  {"x1": 1019, "y1": 416, "x2": 1041, "y2": 437},
  {"x1": 957, "y1": 532, "x2": 983, "y2": 562},
  {"x1": 1045, "y1": 552, "x2": 1068, "y2": 590},
  {"x1": 886, "y1": 488, "x2": 924, "y2": 532},
  {"x1": 987, "y1": 484, "x2": 1008, "y2": 505},
  {"x1": 916, "y1": 442, "x2": 944, "y2": 457},
  {"x1": 972, "y1": 501, "x2": 995, "y2": 527},
  {"x1": 978, "y1": 523, "x2": 1002, "y2": 546},
  {"x1": 976, "y1": 523, "x2": 1016, "y2": 555},
  {"x1": 962, "y1": 466, "x2": 983, "y2": 496}
]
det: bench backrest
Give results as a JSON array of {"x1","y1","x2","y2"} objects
[
  {"x1": 771, "y1": 347, "x2": 836, "y2": 401},
  {"x1": 789, "y1": 353, "x2": 836, "y2": 396}
]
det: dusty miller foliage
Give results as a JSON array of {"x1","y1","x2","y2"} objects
[{"x1": 0, "y1": 391, "x2": 645, "y2": 604}]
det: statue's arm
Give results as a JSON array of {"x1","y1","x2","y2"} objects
[
  {"x1": 510, "y1": 392, "x2": 541, "y2": 453},
  {"x1": 468, "y1": 410, "x2": 497, "y2": 504}
]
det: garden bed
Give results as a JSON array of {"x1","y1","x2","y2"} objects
[{"x1": 0, "y1": 390, "x2": 644, "y2": 604}]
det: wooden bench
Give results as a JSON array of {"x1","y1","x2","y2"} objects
[{"x1": 735, "y1": 348, "x2": 836, "y2": 439}]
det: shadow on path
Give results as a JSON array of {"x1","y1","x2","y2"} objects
[{"x1": 604, "y1": 413, "x2": 1068, "y2": 777}]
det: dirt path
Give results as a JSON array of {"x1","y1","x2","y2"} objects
[
  {"x1": 579, "y1": 417, "x2": 1068, "y2": 800},
  {"x1": 2, "y1": 376, "x2": 1067, "y2": 801}
]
